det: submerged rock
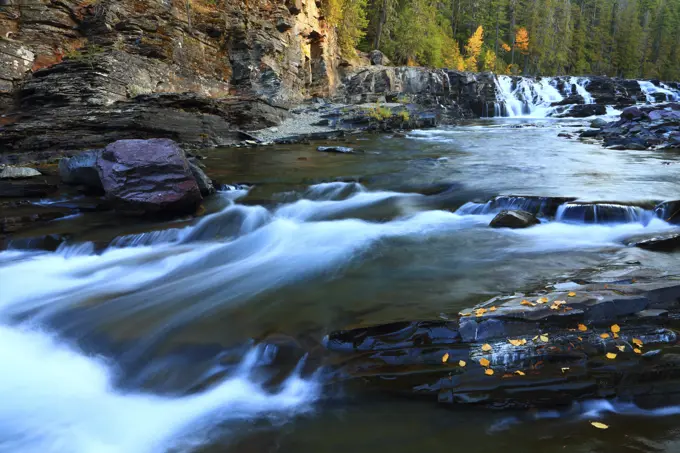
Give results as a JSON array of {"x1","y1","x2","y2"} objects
[
  {"x1": 96, "y1": 139, "x2": 202, "y2": 216},
  {"x1": 489, "y1": 210, "x2": 540, "y2": 228},
  {"x1": 590, "y1": 118, "x2": 608, "y2": 128},
  {"x1": 0, "y1": 166, "x2": 41, "y2": 179},
  {"x1": 317, "y1": 146, "x2": 355, "y2": 154}
]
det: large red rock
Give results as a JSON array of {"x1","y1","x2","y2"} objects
[{"x1": 96, "y1": 139, "x2": 202, "y2": 216}]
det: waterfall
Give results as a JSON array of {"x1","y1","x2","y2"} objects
[
  {"x1": 555, "y1": 203, "x2": 655, "y2": 225},
  {"x1": 638, "y1": 80, "x2": 680, "y2": 103},
  {"x1": 569, "y1": 77, "x2": 594, "y2": 104},
  {"x1": 493, "y1": 76, "x2": 579, "y2": 118}
]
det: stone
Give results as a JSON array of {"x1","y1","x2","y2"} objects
[
  {"x1": 622, "y1": 106, "x2": 646, "y2": 120},
  {"x1": 489, "y1": 210, "x2": 540, "y2": 229},
  {"x1": 655, "y1": 200, "x2": 680, "y2": 224},
  {"x1": 368, "y1": 50, "x2": 391, "y2": 66},
  {"x1": 317, "y1": 146, "x2": 355, "y2": 154},
  {"x1": 580, "y1": 129, "x2": 600, "y2": 138},
  {"x1": 0, "y1": 167, "x2": 41, "y2": 179},
  {"x1": 561, "y1": 104, "x2": 607, "y2": 118},
  {"x1": 95, "y1": 139, "x2": 202, "y2": 216},
  {"x1": 58, "y1": 150, "x2": 104, "y2": 192},
  {"x1": 590, "y1": 118, "x2": 608, "y2": 128},
  {"x1": 0, "y1": 180, "x2": 58, "y2": 198},
  {"x1": 631, "y1": 232, "x2": 680, "y2": 252},
  {"x1": 188, "y1": 159, "x2": 215, "y2": 196}
]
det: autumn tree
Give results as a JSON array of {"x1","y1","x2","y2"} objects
[{"x1": 464, "y1": 26, "x2": 484, "y2": 71}]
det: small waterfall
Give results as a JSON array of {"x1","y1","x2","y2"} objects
[
  {"x1": 637, "y1": 81, "x2": 680, "y2": 103},
  {"x1": 568, "y1": 77, "x2": 594, "y2": 104},
  {"x1": 493, "y1": 76, "x2": 565, "y2": 117},
  {"x1": 455, "y1": 196, "x2": 575, "y2": 217},
  {"x1": 555, "y1": 203, "x2": 655, "y2": 224}
]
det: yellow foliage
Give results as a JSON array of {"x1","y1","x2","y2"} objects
[
  {"x1": 501, "y1": 43, "x2": 512, "y2": 52},
  {"x1": 464, "y1": 26, "x2": 484, "y2": 71},
  {"x1": 515, "y1": 27, "x2": 529, "y2": 55}
]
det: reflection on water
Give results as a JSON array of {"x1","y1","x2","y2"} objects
[{"x1": 1, "y1": 118, "x2": 680, "y2": 452}]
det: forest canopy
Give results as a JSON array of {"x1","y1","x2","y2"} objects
[{"x1": 324, "y1": 0, "x2": 680, "y2": 80}]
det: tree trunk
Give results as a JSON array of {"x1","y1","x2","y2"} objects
[{"x1": 374, "y1": 0, "x2": 389, "y2": 50}]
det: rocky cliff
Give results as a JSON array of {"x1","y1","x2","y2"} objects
[{"x1": 0, "y1": 0, "x2": 341, "y2": 162}]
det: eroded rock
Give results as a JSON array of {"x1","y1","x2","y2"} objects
[{"x1": 489, "y1": 210, "x2": 540, "y2": 228}]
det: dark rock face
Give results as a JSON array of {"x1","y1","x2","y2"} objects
[
  {"x1": 58, "y1": 150, "x2": 104, "y2": 192},
  {"x1": 489, "y1": 210, "x2": 540, "y2": 228},
  {"x1": 593, "y1": 103, "x2": 680, "y2": 151},
  {"x1": 0, "y1": 179, "x2": 57, "y2": 198},
  {"x1": 656, "y1": 200, "x2": 680, "y2": 224},
  {"x1": 559, "y1": 104, "x2": 607, "y2": 117},
  {"x1": 629, "y1": 232, "x2": 680, "y2": 252},
  {"x1": 188, "y1": 160, "x2": 215, "y2": 196},
  {"x1": 96, "y1": 139, "x2": 202, "y2": 216},
  {"x1": 368, "y1": 50, "x2": 391, "y2": 66}
]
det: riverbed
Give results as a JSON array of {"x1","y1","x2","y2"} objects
[{"x1": 1, "y1": 116, "x2": 680, "y2": 453}]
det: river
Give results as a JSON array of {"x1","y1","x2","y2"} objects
[{"x1": 1, "y1": 116, "x2": 680, "y2": 453}]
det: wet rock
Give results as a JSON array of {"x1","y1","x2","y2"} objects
[
  {"x1": 489, "y1": 210, "x2": 540, "y2": 229},
  {"x1": 188, "y1": 159, "x2": 215, "y2": 196},
  {"x1": 317, "y1": 146, "x2": 355, "y2": 154},
  {"x1": 368, "y1": 50, "x2": 391, "y2": 66},
  {"x1": 560, "y1": 104, "x2": 607, "y2": 118},
  {"x1": 590, "y1": 118, "x2": 608, "y2": 128},
  {"x1": 630, "y1": 232, "x2": 680, "y2": 252},
  {"x1": 558, "y1": 132, "x2": 573, "y2": 138},
  {"x1": 96, "y1": 139, "x2": 202, "y2": 216},
  {"x1": 655, "y1": 200, "x2": 680, "y2": 224},
  {"x1": 58, "y1": 150, "x2": 104, "y2": 192},
  {"x1": 622, "y1": 106, "x2": 646, "y2": 120},
  {"x1": 0, "y1": 180, "x2": 58, "y2": 198},
  {"x1": 580, "y1": 129, "x2": 600, "y2": 138},
  {"x1": 0, "y1": 166, "x2": 41, "y2": 179}
]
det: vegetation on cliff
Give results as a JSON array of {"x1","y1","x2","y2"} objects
[{"x1": 328, "y1": 0, "x2": 680, "y2": 80}]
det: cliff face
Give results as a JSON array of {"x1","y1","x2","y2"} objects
[{"x1": 0, "y1": 0, "x2": 340, "y2": 160}]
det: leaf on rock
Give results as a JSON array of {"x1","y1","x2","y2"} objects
[
  {"x1": 485, "y1": 369, "x2": 494, "y2": 376},
  {"x1": 521, "y1": 300, "x2": 536, "y2": 307},
  {"x1": 515, "y1": 370, "x2": 526, "y2": 376},
  {"x1": 561, "y1": 367, "x2": 570, "y2": 373},
  {"x1": 508, "y1": 339, "x2": 527, "y2": 346},
  {"x1": 616, "y1": 345, "x2": 625, "y2": 352},
  {"x1": 568, "y1": 291, "x2": 577, "y2": 297},
  {"x1": 482, "y1": 344, "x2": 492, "y2": 352},
  {"x1": 479, "y1": 358, "x2": 490, "y2": 367},
  {"x1": 590, "y1": 422, "x2": 609, "y2": 430},
  {"x1": 489, "y1": 306, "x2": 497, "y2": 312},
  {"x1": 442, "y1": 353, "x2": 450, "y2": 363},
  {"x1": 600, "y1": 333, "x2": 610, "y2": 339},
  {"x1": 611, "y1": 324, "x2": 621, "y2": 333},
  {"x1": 606, "y1": 352, "x2": 617, "y2": 360},
  {"x1": 633, "y1": 348, "x2": 642, "y2": 354},
  {"x1": 459, "y1": 360, "x2": 467, "y2": 367},
  {"x1": 539, "y1": 335, "x2": 549, "y2": 342},
  {"x1": 632, "y1": 338, "x2": 643, "y2": 347},
  {"x1": 578, "y1": 324, "x2": 588, "y2": 332},
  {"x1": 460, "y1": 312, "x2": 472, "y2": 317},
  {"x1": 538, "y1": 297, "x2": 549, "y2": 304}
]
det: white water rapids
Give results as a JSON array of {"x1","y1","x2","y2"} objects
[{"x1": 0, "y1": 182, "x2": 678, "y2": 452}]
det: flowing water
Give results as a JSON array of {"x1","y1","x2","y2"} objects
[{"x1": 2, "y1": 114, "x2": 680, "y2": 452}]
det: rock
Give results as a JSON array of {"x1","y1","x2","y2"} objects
[
  {"x1": 0, "y1": 180, "x2": 58, "y2": 198},
  {"x1": 58, "y1": 150, "x2": 104, "y2": 192},
  {"x1": 590, "y1": 118, "x2": 608, "y2": 128},
  {"x1": 317, "y1": 146, "x2": 355, "y2": 154},
  {"x1": 489, "y1": 210, "x2": 540, "y2": 228},
  {"x1": 368, "y1": 50, "x2": 391, "y2": 66},
  {"x1": 557, "y1": 132, "x2": 573, "y2": 138},
  {"x1": 622, "y1": 106, "x2": 646, "y2": 120},
  {"x1": 580, "y1": 129, "x2": 600, "y2": 138},
  {"x1": 96, "y1": 139, "x2": 202, "y2": 216},
  {"x1": 629, "y1": 232, "x2": 680, "y2": 252},
  {"x1": 188, "y1": 159, "x2": 215, "y2": 196},
  {"x1": 561, "y1": 104, "x2": 607, "y2": 118},
  {"x1": 655, "y1": 200, "x2": 680, "y2": 224},
  {"x1": 0, "y1": 167, "x2": 41, "y2": 179}
]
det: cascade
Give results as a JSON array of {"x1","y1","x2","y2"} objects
[
  {"x1": 638, "y1": 81, "x2": 680, "y2": 103},
  {"x1": 568, "y1": 77, "x2": 594, "y2": 104},
  {"x1": 555, "y1": 203, "x2": 655, "y2": 225},
  {"x1": 493, "y1": 75, "x2": 594, "y2": 117}
]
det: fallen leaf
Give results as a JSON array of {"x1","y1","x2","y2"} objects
[
  {"x1": 568, "y1": 292, "x2": 577, "y2": 297},
  {"x1": 460, "y1": 312, "x2": 472, "y2": 317},
  {"x1": 606, "y1": 353, "x2": 617, "y2": 360},
  {"x1": 442, "y1": 353, "x2": 450, "y2": 363},
  {"x1": 482, "y1": 344, "x2": 492, "y2": 352},
  {"x1": 538, "y1": 297, "x2": 549, "y2": 303},
  {"x1": 561, "y1": 367, "x2": 570, "y2": 373},
  {"x1": 476, "y1": 308, "x2": 487, "y2": 315},
  {"x1": 616, "y1": 345, "x2": 625, "y2": 352},
  {"x1": 600, "y1": 333, "x2": 610, "y2": 339},
  {"x1": 509, "y1": 339, "x2": 527, "y2": 346},
  {"x1": 485, "y1": 369, "x2": 494, "y2": 376},
  {"x1": 459, "y1": 360, "x2": 467, "y2": 367},
  {"x1": 515, "y1": 370, "x2": 526, "y2": 376},
  {"x1": 521, "y1": 300, "x2": 536, "y2": 307},
  {"x1": 489, "y1": 306, "x2": 497, "y2": 312},
  {"x1": 578, "y1": 324, "x2": 588, "y2": 332},
  {"x1": 633, "y1": 348, "x2": 642, "y2": 354},
  {"x1": 479, "y1": 358, "x2": 490, "y2": 367},
  {"x1": 613, "y1": 333, "x2": 619, "y2": 339},
  {"x1": 590, "y1": 421, "x2": 609, "y2": 430},
  {"x1": 611, "y1": 324, "x2": 621, "y2": 333},
  {"x1": 539, "y1": 335, "x2": 549, "y2": 342},
  {"x1": 554, "y1": 300, "x2": 566, "y2": 306},
  {"x1": 632, "y1": 338, "x2": 643, "y2": 347},
  {"x1": 578, "y1": 336, "x2": 583, "y2": 341}
]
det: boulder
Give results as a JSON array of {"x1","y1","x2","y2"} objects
[
  {"x1": 590, "y1": 118, "x2": 608, "y2": 128},
  {"x1": 0, "y1": 167, "x2": 41, "y2": 179},
  {"x1": 58, "y1": 150, "x2": 104, "y2": 192},
  {"x1": 489, "y1": 210, "x2": 540, "y2": 228},
  {"x1": 317, "y1": 146, "x2": 355, "y2": 154},
  {"x1": 621, "y1": 106, "x2": 646, "y2": 121},
  {"x1": 188, "y1": 160, "x2": 215, "y2": 196},
  {"x1": 630, "y1": 232, "x2": 680, "y2": 252},
  {"x1": 368, "y1": 50, "x2": 392, "y2": 66},
  {"x1": 655, "y1": 200, "x2": 680, "y2": 224},
  {"x1": 96, "y1": 139, "x2": 202, "y2": 216},
  {"x1": 562, "y1": 104, "x2": 607, "y2": 117}
]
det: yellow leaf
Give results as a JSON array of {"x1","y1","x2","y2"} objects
[
  {"x1": 611, "y1": 324, "x2": 621, "y2": 333},
  {"x1": 459, "y1": 360, "x2": 467, "y2": 367},
  {"x1": 616, "y1": 345, "x2": 625, "y2": 352},
  {"x1": 577, "y1": 336, "x2": 583, "y2": 341},
  {"x1": 460, "y1": 312, "x2": 472, "y2": 317},
  {"x1": 600, "y1": 333, "x2": 610, "y2": 339},
  {"x1": 482, "y1": 344, "x2": 492, "y2": 352},
  {"x1": 489, "y1": 306, "x2": 497, "y2": 312},
  {"x1": 632, "y1": 338, "x2": 643, "y2": 347},
  {"x1": 590, "y1": 421, "x2": 609, "y2": 430},
  {"x1": 568, "y1": 292, "x2": 577, "y2": 297},
  {"x1": 606, "y1": 353, "x2": 617, "y2": 360},
  {"x1": 538, "y1": 297, "x2": 549, "y2": 304},
  {"x1": 539, "y1": 335, "x2": 549, "y2": 342},
  {"x1": 521, "y1": 300, "x2": 536, "y2": 307},
  {"x1": 442, "y1": 353, "x2": 450, "y2": 363},
  {"x1": 479, "y1": 358, "x2": 490, "y2": 367},
  {"x1": 509, "y1": 339, "x2": 526, "y2": 346},
  {"x1": 554, "y1": 300, "x2": 566, "y2": 306},
  {"x1": 578, "y1": 324, "x2": 588, "y2": 332},
  {"x1": 485, "y1": 369, "x2": 495, "y2": 376},
  {"x1": 561, "y1": 367, "x2": 570, "y2": 373},
  {"x1": 515, "y1": 370, "x2": 526, "y2": 376},
  {"x1": 476, "y1": 308, "x2": 487, "y2": 315},
  {"x1": 613, "y1": 333, "x2": 619, "y2": 339},
  {"x1": 633, "y1": 348, "x2": 642, "y2": 354}
]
